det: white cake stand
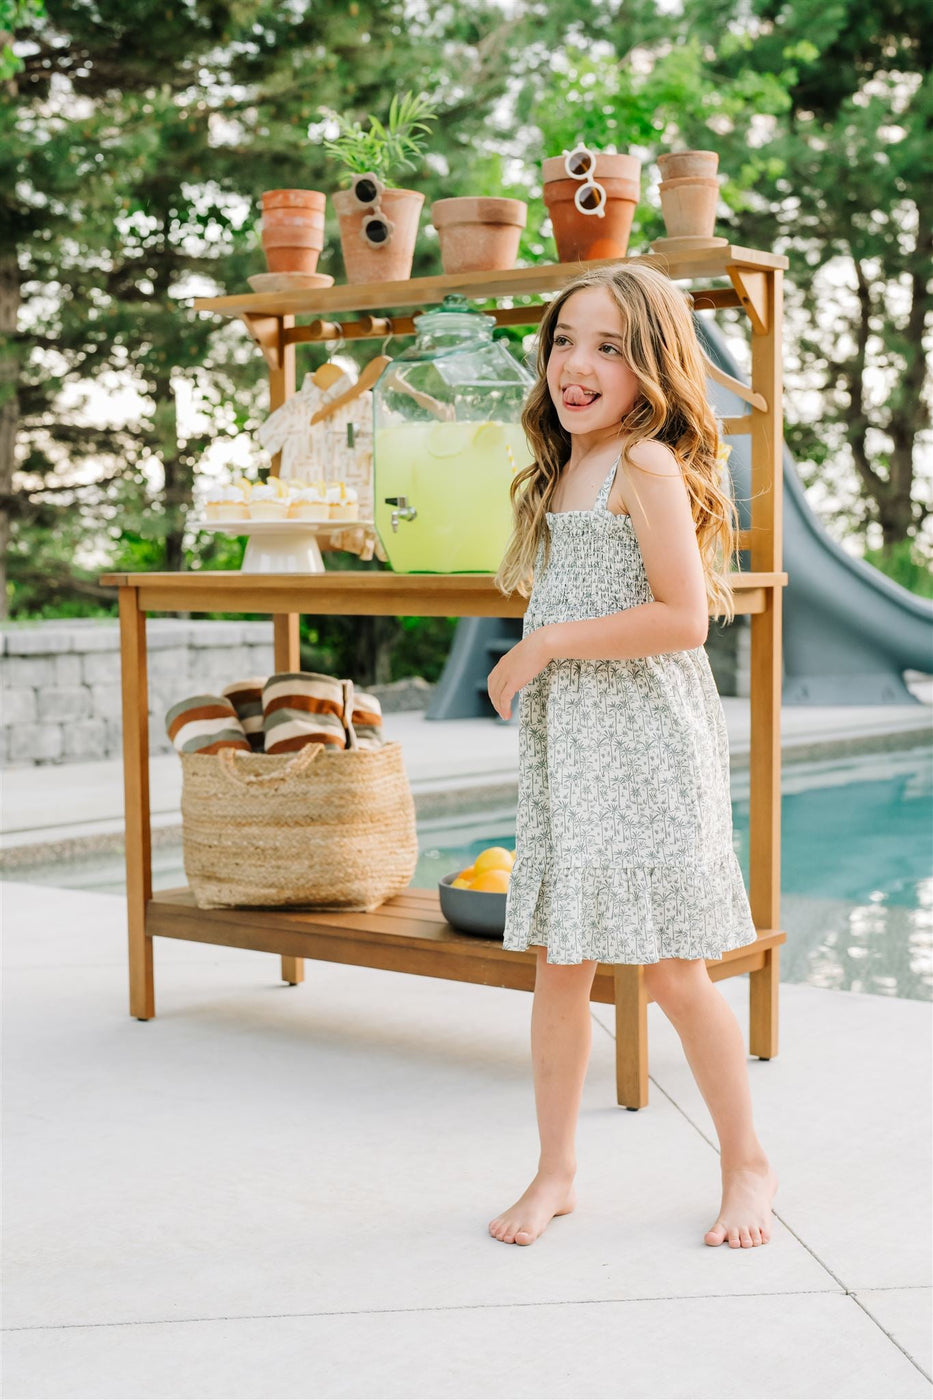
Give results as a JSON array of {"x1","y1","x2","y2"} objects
[{"x1": 199, "y1": 519, "x2": 375, "y2": 573}]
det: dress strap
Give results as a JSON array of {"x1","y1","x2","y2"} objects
[{"x1": 593, "y1": 450, "x2": 622, "y2": 512}]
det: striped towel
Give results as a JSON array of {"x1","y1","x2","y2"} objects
[
  {"x1": 222, "y1": 677, "x2": 268, "y2": 751},
  {"x1": 351, "y1": 691, "x2": 384, "y2": 751},
  {"x1": 262, "y1": 672, "x2": 347, "y2": 754},
  {"x1": 165, "y1": 695, "x2": 251, "y2": 755}
]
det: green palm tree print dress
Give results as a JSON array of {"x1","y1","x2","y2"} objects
[{"x1": 502, "y1": 452, "x2": 758, "y2": 965}]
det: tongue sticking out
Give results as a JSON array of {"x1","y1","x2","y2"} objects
[{"x1": 564, "y1": 386, "x2": 599, "y2": 406}]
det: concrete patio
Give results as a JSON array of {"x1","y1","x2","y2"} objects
[
  {"x1": 2, "y1": 679, "x2": 931, "y2": 1397},
  {"x1": 2, "y1": 874, "x2": 931, "y2": 1399}
]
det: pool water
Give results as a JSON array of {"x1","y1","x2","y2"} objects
[{"x1": 15, "y1": 745, "x2": 932, "y2": 1002}]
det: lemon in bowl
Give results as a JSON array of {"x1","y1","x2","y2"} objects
[{"x1": 438, "y1": 846, "x2": 515, "y2": 937}]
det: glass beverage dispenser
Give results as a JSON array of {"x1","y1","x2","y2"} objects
[{"x1": 372, "y1": 295, "x2": 534, "y2": 572}]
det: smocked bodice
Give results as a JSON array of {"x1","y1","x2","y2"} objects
[{"x1": 523, "y1": 456, "x2": 654, "y2": 636}]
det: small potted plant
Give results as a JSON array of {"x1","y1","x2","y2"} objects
[{"x1": 323, "y1": 91, "x2": 438, "y2": 284}]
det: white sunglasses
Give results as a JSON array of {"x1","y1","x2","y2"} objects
[
  {"x1": 563, "y1": 143, "x2": 607, "y2": 218},
  {"x1": 348, "y1": 171, "x2": 396, "y2": 248}
]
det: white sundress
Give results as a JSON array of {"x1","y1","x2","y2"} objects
[{"x1": 501, "y1": 451, "x2": 759, "y2": 965}]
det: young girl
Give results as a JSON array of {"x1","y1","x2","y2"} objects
[{"x1": 487, "y1": 262, "x2": 778, "y2": 1250}]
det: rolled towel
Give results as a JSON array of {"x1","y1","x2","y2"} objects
[
  {"x1": 262, "y1": 671, "x2": 347, "y2": 754},
  {"x1": 351, "y1": 690, "x2": 384, "y2": 751},
  {"x1": 165, "y1": 695, "x2": 251, "y2": 755},
  {"x1": 222, "y1": 677, "x2": 268, "y2": 751}
]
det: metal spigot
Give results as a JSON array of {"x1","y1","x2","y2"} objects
[{"x1": 384, "y1": 496, "x2": 418, "y2": 532}]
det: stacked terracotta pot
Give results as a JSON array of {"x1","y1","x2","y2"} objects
[
  {"x1": 652, "y1": 151, "x2": 728, "y2": 253},
  {"x1": 260, "y1": 190, "x2": 326, "y2": 273}
]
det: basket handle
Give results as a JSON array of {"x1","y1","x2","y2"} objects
[
  {"x1": 341, "y1": 677, "x2": 360, "y2": 752},
  {"x1": 216, "y1": 742, "x2": 325, "y2": 788}
]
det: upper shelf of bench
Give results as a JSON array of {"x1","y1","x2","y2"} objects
[{"x1": 192, "y1": 247, "x2": 789, "y2": 320}]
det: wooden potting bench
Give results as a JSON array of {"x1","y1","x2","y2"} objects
[{"x1": 102, "y1": 248, "x2": 788, "y2": 1109}]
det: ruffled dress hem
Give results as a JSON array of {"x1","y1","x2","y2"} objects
[{"x1": 502, "y1": 850, "x2": 758, "y2": 965}]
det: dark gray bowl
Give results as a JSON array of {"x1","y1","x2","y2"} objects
[{"x1": 438, "y1": 869, "x2": 507, "y2": 938}]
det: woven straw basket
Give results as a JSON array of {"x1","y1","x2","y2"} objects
[{"x1": 180, "y1": 741, "x2": 418, "y2": 911}]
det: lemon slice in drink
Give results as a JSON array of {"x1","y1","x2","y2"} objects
[{"x1": 472, "y1": 421, "x2": 506, "y2": 452}]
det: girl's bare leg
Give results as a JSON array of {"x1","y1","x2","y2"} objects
[
  {"x1": 643, "y1": 957, "x2": 778, "y2": 1248},
  {"x1": 489, "y1": 947, "x2": 598, "y2": 1245}
]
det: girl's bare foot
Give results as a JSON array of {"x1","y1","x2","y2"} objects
[
  {"x1": 488, "y1": 1171, "x2": 576, "y2": 1245},
  {"x1": 705, "y1": 1161, "x2": 779, "y2": 1247}
]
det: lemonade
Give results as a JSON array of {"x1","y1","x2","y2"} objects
[{"x1": 374, "y1": 419, "x2": 531, "y2": 572}]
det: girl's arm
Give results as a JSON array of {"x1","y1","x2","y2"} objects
[{"x1": 544, "y1": 439, "x2": 709, "y2": 660}]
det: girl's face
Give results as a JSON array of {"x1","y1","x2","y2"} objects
[{"x1": 545, "y1": 286, "x2": 640, "y2": 443}]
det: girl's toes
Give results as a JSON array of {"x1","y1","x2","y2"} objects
[
  {"x1": 705, "y1": 1221, "x2": 727, "y2": 1246},
  {"x1": 750, "y1": 1226, "x2": 762, "y2": 1246},
  {"x1": 739, "y1": 1228, "x2": 753, "y2": 1248},
  {"x1": 514, "y1": 1227, "x2": 534, "y2": 1245},
  {"x1": 728, "y1": 1227, "x2": 742, "y2": 1248}
]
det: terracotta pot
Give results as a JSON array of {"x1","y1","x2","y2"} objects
[
  {"x1": 657, "y1": 150, "x2": 719, "y2": 181},
  {"x1": 262, "y1": 189, "x2": 327, "y2": 211},
  {"x1": 260, "y1": 191, "x2": 327, "y2": 274},
  {"x1": 658, "y1": 175, "x2": 720, "y2": 239},
  {"x1": 542, "y1": 153, "x2": 640, "y2": 262},
  {"x1": 332, "y1": 186, "x2": 425, "y2": 283},
  {"x1": 430, "y1": 197, "x2": 527, "y2": 273}
]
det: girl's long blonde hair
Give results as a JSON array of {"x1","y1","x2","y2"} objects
[{"x1": 494, "y1": 261, "x2": 740, "y2": 624}]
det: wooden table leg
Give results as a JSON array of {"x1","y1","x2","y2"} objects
[
  {"x1": 748, "y1": 268, "x2": 784, "y2": 1062},
  {"x1": 750, "y1": 942, "x2": 779, "y2": 1058},
  {"x1": 614, "y1": 965, "x2": 649, "y2": 1108},
  {"x1": 119, "y1": 587, "x2": 154, "y2": 1019},
  {"x1": 273, "y1": 612, "x2": 305, "y2": 987}
]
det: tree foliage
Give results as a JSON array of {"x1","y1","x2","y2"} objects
[{"x1": 676, "y1": 0, "x2": 932, "y2": 555}]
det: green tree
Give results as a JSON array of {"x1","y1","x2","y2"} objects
[
  {"x1": 673, "y1": 0, "x2": 932, "y2": 567},
  {"x1": 1, "y1": 0, "x2": 473, "y2": 619}
]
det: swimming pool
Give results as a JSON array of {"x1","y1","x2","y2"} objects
[{"x1": 14, "y1": 744, "x2": 932, "y2": 1002}]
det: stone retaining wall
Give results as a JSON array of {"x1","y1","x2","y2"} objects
[{"x1": 1, "y1": 619, "x2": 275, "y2": 766}]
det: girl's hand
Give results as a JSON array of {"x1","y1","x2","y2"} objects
[{"x1": 487, "y1": 630, "x2": 553, "y2": 720}]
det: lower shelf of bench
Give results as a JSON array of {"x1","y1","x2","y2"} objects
[{"x1": 147, "y1": 887, "x2": 786, "y2": 1004}]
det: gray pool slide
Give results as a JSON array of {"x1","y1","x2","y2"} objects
[{"x1": 427, "y1": 316, "x2": 932, "y2": 718}]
